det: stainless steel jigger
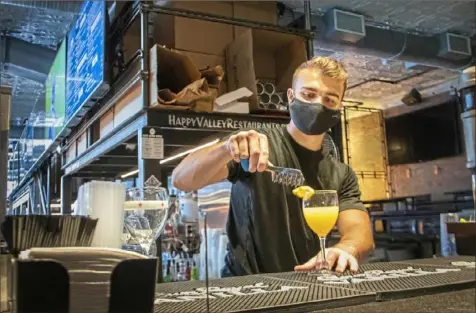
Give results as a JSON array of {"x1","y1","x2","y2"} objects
[{"x1": 241, "y1": 159, "x2": 305, "y2": 187}]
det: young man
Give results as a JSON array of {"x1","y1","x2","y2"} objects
[{"x1": 172, "y1": 57, "x2": 375, "y2": 276}]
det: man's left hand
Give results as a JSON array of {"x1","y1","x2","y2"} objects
[{"x1": 294, "y1": 244, "x2": 359, "y2": 273}]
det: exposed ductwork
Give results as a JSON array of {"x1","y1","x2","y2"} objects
[
  {"x1": 0, "y1": 36, "x2": 54, "y2": 123},
  {"x1": 4, "y1": 36, "x2": 55, "y2": 75},
  {"x1": 296, "y1": 14, "x2": 475, "y2": 71},
  {"x1": 0, "y1": 1, "x2": 80, "y2": 14},
  {"x1": 0, "y1": 0, "x2": 81, "y2": 124},
  {"x1": 3, "y1": 63, "x2": 46, "y2": 84},
  {"x1": 0, "y1": 1, "x2": 82, "y2": 48}
]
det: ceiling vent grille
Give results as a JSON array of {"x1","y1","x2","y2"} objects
[
  {"x1": 439, "y1": 33, "x2": 472, "y2": 60},
  {"x1": 325, "y1": 9, "x2": 366, "y2": 43}
]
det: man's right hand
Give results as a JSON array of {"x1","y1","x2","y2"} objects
[{"x1": 225, "y1": 130, "x2": 269, "y2": 173}]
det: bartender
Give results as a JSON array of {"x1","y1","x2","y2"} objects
[{"x1": 172, "y1": 57, "x2": 375, "y2": 276}]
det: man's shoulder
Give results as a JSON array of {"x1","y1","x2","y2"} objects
[
  {"x1": 232, "y1": 126, "x2": 285, "y2": 137},
  {"x1": 256, "y1": 126, "x2": 286, "y2": 136},
  {"x1": 322, "y1": 153, "x2": 349, "y2": 170},
  {"x1": 249, "y1": 126, "x2": 287, "y2": 147},
  {"x1": 225, "y1": 127, "x2": 284, "y2": 144},
  {"x1": 320, "y1": 154, "x2": 353, "y2": 185}
]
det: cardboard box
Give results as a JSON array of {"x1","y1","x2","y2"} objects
[
  {"x1": 177, "y1": 50, "x2": 226, "y2": 71},
  {"x1": 149, "y1": 44, "x2": 222, "y2": 112},
  {"x1": 233, "y1": 1, "x2": 278, "y2": 25},
  {"x1": 214, "y1": 87, "x2": 252, "y2": 114},
  {"x1": 149, "y1": 44, "x2": 200, "y2": 107},
  {"x1": 233, "y1": 1, "x2": 278, "y2": 38},
  {"x1": 165, "y1": 1, "x2": 234, "y2": 16},
  {"x1": 226, "y1": 28, "x2": 307, "y2": 112},
  {"x1": 152, "y1": 1, "x2": 234, "y2": 55},
  {"x1": 151, "y1": 1, "x2": 281, "y2": 55},
  {"x1": 177, "y1": 50, "x2": 228, "y2": 94},
  {"x1": 214, "y1": 101, "x2": 249, "y2": 114}
]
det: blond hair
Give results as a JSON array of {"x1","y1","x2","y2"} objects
[{"x1": 292, "y1": 56, "x2": 348, "y2": 91}]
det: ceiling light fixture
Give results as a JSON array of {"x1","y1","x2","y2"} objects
[
  {"x1": 121, "y1": 169, "x2": 139, "y2": 179},
  {"x1": 160, "y1": 139, "x2": 220, "y2": 164}
]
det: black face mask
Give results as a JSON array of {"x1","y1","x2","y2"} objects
[{"x1": 289, "y1": 99, "x2": 341, "y2": 135}]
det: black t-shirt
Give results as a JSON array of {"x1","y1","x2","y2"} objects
[{"x1": 224, "y1": 126, "x2": 366, "y2": 276}]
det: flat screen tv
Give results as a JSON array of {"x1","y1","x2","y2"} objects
[
  {"x1": 386, "y1": 100, "x2": 463, "y2": 165},
  {"x1": 66, "y1": 0, "x2": 108, "y2": 122},
  {"x1": 45, "y1": 40, "x2": 67, "y2": 140}
]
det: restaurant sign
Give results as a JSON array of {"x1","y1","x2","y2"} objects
[
  {"x1": 150, "y1": 111, "x2": 289, "y2": 131},
  {"x1": 167, "y1": 114, "x2": 288, "y2": 130},
  {"x1": 155, "y1": 282, "x2": 307, "y2": 304}
]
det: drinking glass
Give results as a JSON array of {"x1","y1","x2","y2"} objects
[
  {"x1": 302, "y1": 190, "x2": 339, "y2": 272},
  {"x1": 123, "y1": 176, "x2": 170, "y2": 256}
]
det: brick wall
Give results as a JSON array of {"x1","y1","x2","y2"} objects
[
  {"x1": 385, "y1": 100, "x2": 471, "y2": 200},
  {"x1": 342, "y1": 101, "x2": 471, "y2": 201},
  {"x1": 389, "y1": 156, "x2": 471, "y2": 201}
]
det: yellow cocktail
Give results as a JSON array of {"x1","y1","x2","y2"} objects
[
  {"x1": 293, "y1": 187, "x2": 339, "y2": 271},
  {"x1": 302, "y1": 206, "x2": 339, "y2": 237}
]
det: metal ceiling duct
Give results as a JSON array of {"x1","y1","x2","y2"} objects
[
  {"x1": 0, "y1": 0, "x2": 80, "y2": 123},
  {"x1": 303, "y1": 15, "x2": 474, "y2": 70},
  {"x1": 3, "y1": 63, "x2": 46, "y2": 84},
  {"x1": 4, "y1": 36, "x2": 56, "y2": 74},
  {"x1": 0, "y1": 1, "x2": 80, "y2": 13},
  {"x1": 0, "y1": 1, "x2": 82, "y2": 48},
  {"x1": 0, "y1": 35, "x2": 53, "y2": 123},
  {"x1": 0, "y1": 72, "x2": 42, "y2": 127}
]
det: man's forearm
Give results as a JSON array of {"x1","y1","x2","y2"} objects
[
  {"x1": 172, "y1": 142, "x2": 232, "y2": 192},
  {"x1": 337, "y1": 226, "x2": 374, "y2": 261}
]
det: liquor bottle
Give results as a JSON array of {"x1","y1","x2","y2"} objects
[
  {"x1": 163, "y1": 260, "x2": 171, "y2": 283},
  {"x1": 175, "y1": 262, "x2": 181, "y2": 282},
  {"x1": 191, "y1": 261, "x2": 198, "y2": 281},
  {"x1": 170, "y1": 260, "x2": 176, "y2": 282},
  {"x1": 185, "y1": 261, "x2": 191, "y2": 281}
]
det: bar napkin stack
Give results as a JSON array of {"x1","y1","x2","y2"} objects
[
  {"x1": 0, "y1": 215, "x2": 98, "y2": 255},
  {"x1": 19, "y1": 247, "x2": 148, "y2": 313}
]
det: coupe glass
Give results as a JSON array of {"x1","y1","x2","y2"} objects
[{"x1": 302, "y1": 190, "x2": 339, "y2": 272}]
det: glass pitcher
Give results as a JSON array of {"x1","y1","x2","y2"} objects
[{"x1": 122, "y1": 176, "x2": 170, "y2": 256}]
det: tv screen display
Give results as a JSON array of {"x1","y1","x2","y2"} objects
[
  {"x1": 386, "y1": 101, "x2": 462, "y2": 165},
  {"x1": 45, "y1": 40, "x2": 67, "y2": 140},
  {"x1": 66, "y1": 0, "x2": 107, "y2": 121}
]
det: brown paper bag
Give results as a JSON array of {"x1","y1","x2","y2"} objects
[{"x1": 157, "y1": 78, "x2": 215, "y2": 108}]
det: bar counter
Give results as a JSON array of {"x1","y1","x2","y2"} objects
[
  {"x1": 317, "y1": 289, "x2": 475, "y2": 313},
  {"x1": 154, "y1": 256, "x2": 475, "y2": 313}
]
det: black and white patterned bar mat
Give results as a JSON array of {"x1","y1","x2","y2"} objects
[
  {"x1": 264, "y1": 262, "x2": 476, "y2": 300},
  {"x1": 154, "y1": 276, "x2": 374, "y2": 313},
  {"x1": 396, "y1": 256, "x2": 476, "y2": 269}
]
